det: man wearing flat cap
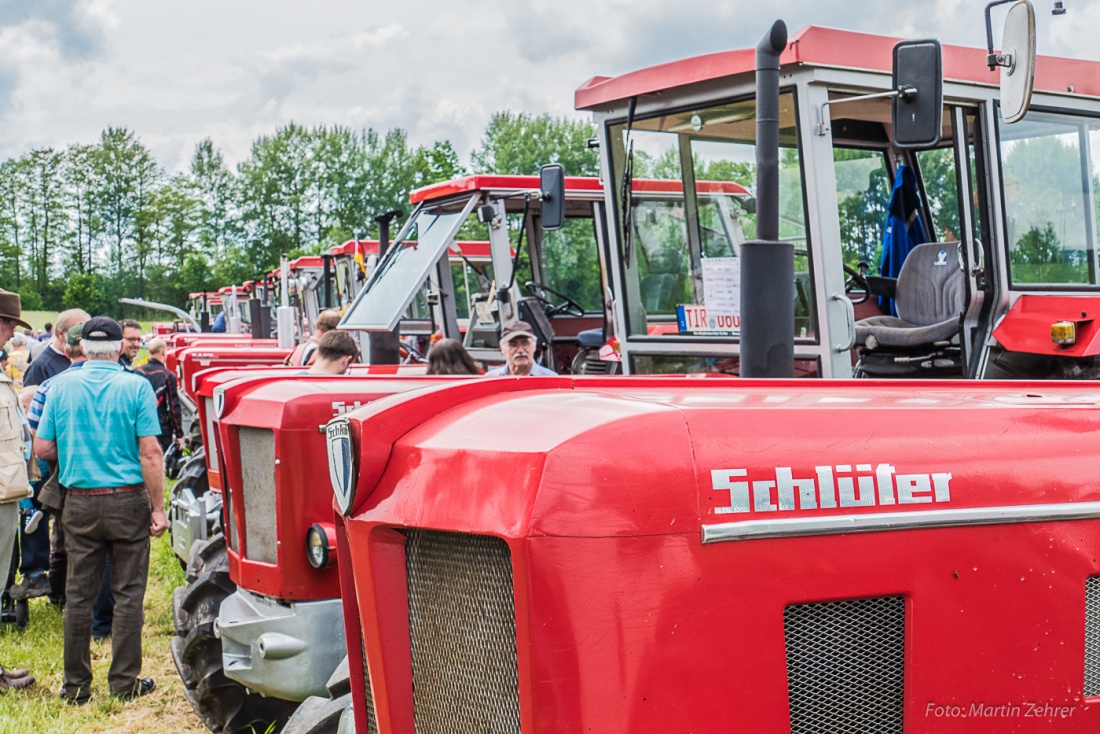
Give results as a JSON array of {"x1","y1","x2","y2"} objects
[
  {"x1": 0, "y1": 290, "x2": 37, "y2": 690},
  {"x1": 485, "y1": 321, "x2": 558, "y2": 377},
  {"x1": 34, "y1": 316, "x2": 166, "y2": 704}
]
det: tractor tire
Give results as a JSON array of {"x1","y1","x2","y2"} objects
[
  {"x1": 171, "y1": 562, "x2": 296, "y2": 733},
  {"x1": 186, "y1": 533, "x2": 228, "y2": 586},
  {"x1": 282, "y1": 655, "x2": 353, "y2": 734},
  {"x1": 176, "y1": 447, "x2": 209, "y2": 498}
]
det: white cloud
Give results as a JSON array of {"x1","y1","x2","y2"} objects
[{"x1": 0, "y1": 0, "x2": 1095, "y2": 174}]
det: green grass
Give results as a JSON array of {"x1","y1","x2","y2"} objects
[
  {"x1": 0, "y1": 491, "x2": 207, "y2": 732},
  {"x1": 18, "y1": 312, "x2": 155, "y2": 335}
]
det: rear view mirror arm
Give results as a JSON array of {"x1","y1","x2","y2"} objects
[
  {"x1": 984, "y1": 0, "x2": 1020, "y2": 70},
  {"x1": 816, "y1": 88, "x2": 916, "y2": 137}
]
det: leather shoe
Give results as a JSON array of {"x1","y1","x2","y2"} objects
[
  {"x1": 113, "y1": 678, "x2": 155, "y2": 701},
  {"x1": 9, "y1": 574, "x2": 50, "y2": 601},
  {"x1": 0, "y1": 673, "x2": 34, "y2": 692},
  {"x1": 59, "y1": 684, "x2": 90, "y2": 705}
]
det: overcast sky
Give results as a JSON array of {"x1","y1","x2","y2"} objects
[{"x1": 1, "y1": 0, "x2": 1095, "y2": 173}]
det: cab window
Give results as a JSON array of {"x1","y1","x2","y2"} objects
[
  {"x1": 609, "y1": 93, "x2": 812, "y2": 340},
  {"x1": 1000, "y1": 110, "x2": 1100, "y2": 286}
]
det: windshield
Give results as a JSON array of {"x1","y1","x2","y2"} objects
[
  {"x1": 609, "y1": 93, "x2": 812, "y2": 341},
  {"x1": 340, "y1": 194, "x2": 479, "y2": 330},
  {"x1": 1000, "y1": 110, "x2": 1100, "y2": 287}
]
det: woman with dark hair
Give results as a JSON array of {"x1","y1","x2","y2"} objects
[{"x1": 426, "y1": 338, "x2": 482, "y2": 375}]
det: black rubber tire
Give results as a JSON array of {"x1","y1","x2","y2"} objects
[
  {"x1": 14, "y1": 600, "x2": 28, "y2": 630},
  {"x1": 171, "y1": 563, "x2": 296, "y2": 733},
  {"x1": 186, "y1": 533, "x2": 228, "y2": 586},
  {"x1": 175, "y1": 448, "x2": 209, "y2": 498},
  {"x1": 282, "y1": 655, "x2": 352, "y2": 734}
]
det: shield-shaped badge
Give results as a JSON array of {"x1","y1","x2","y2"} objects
[
  {"x1": 326, "y1": 418, "x2": 355, "y2": 514},
  {"x1": 213, "y1": 387, "x2": 226, "y2": 419}
]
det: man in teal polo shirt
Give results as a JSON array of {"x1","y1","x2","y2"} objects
[{"x1": 34, "y1": 316, "x2": 167, "y2": 705}]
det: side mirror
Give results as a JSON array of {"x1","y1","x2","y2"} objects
[
  {"x1": 998, "y1": 0, "x2": 1036, "y2": 123},
  {"x1": 539, "y1": 164, "x2": 565, "y2": 231},
  {"x1": 891, "y1": 39, "x2": 943, "y2": 149}
]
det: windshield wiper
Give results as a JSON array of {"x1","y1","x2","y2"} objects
[{"x1": 620, "y1": 96, "x2": 637, "y2": 268}]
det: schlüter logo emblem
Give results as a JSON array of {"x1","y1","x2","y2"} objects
[
  {"x1": 213, "y1": 387, "x2": 226, "y2": 419},
  {"x1": 326, "y1": 418, "x2": 355, "y2": 513},
  {"x1": 711, "y1": 464, "x2": 952, "y2": 514}
]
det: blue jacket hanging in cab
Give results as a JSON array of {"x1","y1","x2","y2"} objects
[{"x1": 878, "y1": 164, "x2": 928, "y2": 315}]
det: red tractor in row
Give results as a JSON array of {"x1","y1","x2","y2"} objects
[{"x1": 319, "y1": 7, "x2": 1100, "y2": 734}]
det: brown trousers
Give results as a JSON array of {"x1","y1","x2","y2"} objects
[{"x1": 61, "y1": 490, "x2": 150, "y2": 694}]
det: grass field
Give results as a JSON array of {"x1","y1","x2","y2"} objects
[
  {"x1": 0, "y1": 504, "x2": 207, "y2": 732},
  {"x1": 17, "y1": 312, "x2": 156, "y2": 335}
]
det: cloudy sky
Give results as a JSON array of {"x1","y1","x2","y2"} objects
[{"x1": 1, "y1": 0, "x2": 1095, "y2": 172}]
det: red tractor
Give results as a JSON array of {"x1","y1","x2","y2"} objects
[
  {"x1": 329, "y1": 375, "x2": 1100, "y2": 733},
  {"x1": 172, "y1": 373, "x2": 453, "y2": 734},
  {"x1": 339, "y1": 175, "x2": 751, "y2": 374},
  {"x1": 323, "y1": 9, "x2": 1100, "y2": 734}
]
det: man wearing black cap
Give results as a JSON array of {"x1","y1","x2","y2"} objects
[
  {"x1": 34, "y1": 316, "x2": 166, "y2": 704},
  {"x1": 20, "y1": 323, "x2": 116, "y2": 640},
  {"x1": 485, "y1": 321, "x2": 558, "y2": 377},
  {"x1": 0, "y1": 289, "x2": 36, "y2": 690}
]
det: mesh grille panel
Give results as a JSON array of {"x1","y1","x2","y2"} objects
[
  {"x1": 361, "y1": 631, "x2": 378, "y2": 734},
  {"x1": 239, "y1": 427, "x2": 277, "y2": 564},
  {"x1": 1086, "y1": 577, "x2": 1100, "y2": 695},
  {"x1": 405, "y1": 530, "x2": 519, "y2": 734},
  {"x1": 785, "y1": 596, "x2": 905, "y2": 734},
  {"x1": 225, "y1": 484, "x2": 239, "y2": 552}
]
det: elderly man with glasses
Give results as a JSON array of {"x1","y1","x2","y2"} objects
[{"x1": 485, "y1": 321, "x2": 558, "y2": 377}]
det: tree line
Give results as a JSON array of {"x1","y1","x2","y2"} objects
[{"x1": 0, "y1": 112, "x2": 598, "y2": 316}]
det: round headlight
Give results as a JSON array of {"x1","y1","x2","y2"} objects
[{"x1": 306, "y1": 523, "x2": 331, "y2": 569}]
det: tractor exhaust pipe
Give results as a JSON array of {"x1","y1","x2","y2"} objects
[{"x1": 740, "y1": 19, "x2": 794, "y2": 378}]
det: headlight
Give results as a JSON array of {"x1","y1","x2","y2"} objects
[
  {"x1": 326, "y1": 418, "x2": 357, "y2": 515},
  {"x1": 306, "y1": 523, "x2": 335, "y2": 569}
]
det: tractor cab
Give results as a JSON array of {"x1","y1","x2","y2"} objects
[
  {"x1": 576, "y1": 25, "x2": 1100, "y2": 379},
  {"x1": 340, "y1": 175, "x2": 748, "y2": 372},
  {"x1": 325, "y1": 239, "x2": 378, "y2": 310},
  {"x1": 188, "y1": 291, "x2": 223, "y2": 331},
  {"x1": 218, "y1": 284, "x2": 255, "y2": 334}
]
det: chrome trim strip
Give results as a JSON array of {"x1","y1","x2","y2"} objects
[{"x1": 701, "y1": 501, "x2": 1100, "y2": 543}]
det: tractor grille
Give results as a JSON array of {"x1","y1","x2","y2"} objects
[
  {"x1": 238, "y1": 427, "x2": 278, "y2": 564},
  {"x1": 204, "y1": 398, "x2": 219, "y2": 472},
  {"x1": 225, "y1": 484, "x2": 239, "y2": 553},
  {"x1": 575, "y1": 350, "x2": 620, "y2": 375},
  {"x1": 404, "y1": 530, "x2": 520, "y2": 734},
  {"x1": 785, "y1": 596, "x2": 905, "y2": 734},
  {"x1": 1086, "y1": 577, "x2": 1100, "y2": 695},
  {"x1": 361, "y1": 632, "x2": 378, "y2": 734}
]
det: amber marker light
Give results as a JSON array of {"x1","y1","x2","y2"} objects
[{"x1": 1051, "y1": 321, "x2": 1076, "y2": 345}]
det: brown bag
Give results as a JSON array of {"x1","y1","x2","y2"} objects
[{"x1": 37, "y1": 462, "x2": 64, "y2": 513}]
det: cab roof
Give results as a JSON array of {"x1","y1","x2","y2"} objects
[
  {"x1": 329, "y1": 240, "x2": 379, "y2": 257},
  {"x1": 409, "y1": 174, "x2": 749, "y2": 204},
  {"x1": 575, "y1": 25, "x2": 1100, "y2": 110}
]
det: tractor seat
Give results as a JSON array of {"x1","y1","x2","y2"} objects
[
  {"x1": 855, "y1": 242, "x2": 965, "y2": 349},
  {"x1": 576, "y1": 328, "x2": 605, "y2": 349}
]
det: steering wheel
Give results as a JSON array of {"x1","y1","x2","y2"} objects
[
  {"x1": 524, "y1": 281, "x2": 585, "y2": 317},
  {"x1": 844, "y1": 262, "x2": 871, "y2": 305}
]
